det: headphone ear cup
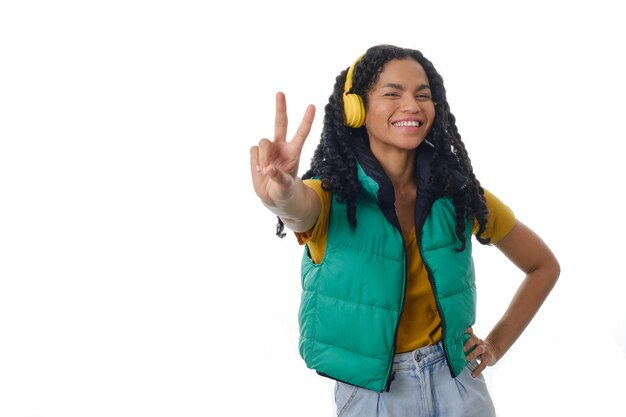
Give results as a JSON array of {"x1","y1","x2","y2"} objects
[{"x1": 343, "y1": 93, "x2": 365, "y2": 128}]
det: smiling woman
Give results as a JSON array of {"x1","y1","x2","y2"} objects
[
  {"x1": 249, "y1": 44, "x2": 560, "y2": 417},
  {"x1": 3, "y1": 1, "x2": 626, "y2": 416}
]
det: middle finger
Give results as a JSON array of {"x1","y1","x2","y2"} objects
[{"x1": 274, "y1": 92, "x2": 288, "y2": 141}]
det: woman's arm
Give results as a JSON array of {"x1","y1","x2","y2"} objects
[{"x1": 465, "y1": 219, "x2": 561, "y2": 377}]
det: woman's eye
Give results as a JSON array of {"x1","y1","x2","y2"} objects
[
  {"x1": 384, "y1": 92, "x2": 399, "y2": 97},
  {"x1": 416, "y1": 94, "x2": 431, "y2": 101}
]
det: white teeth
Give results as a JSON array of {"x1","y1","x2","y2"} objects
[{"x1": 393, "y1": 121, "x2": 421, "y2": 127}]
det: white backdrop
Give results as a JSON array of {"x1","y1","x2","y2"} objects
[{"x1": 1, "y1": 0, "x2": 625, "y2": 416}]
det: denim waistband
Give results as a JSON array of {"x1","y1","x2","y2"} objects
[{"x1": 392, "y1": 342, "x2": 446, "y2": 371}]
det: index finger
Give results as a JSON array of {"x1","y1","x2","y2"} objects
[
  {"x1": 274, "y1": 92, "x2": 288, "y2": 142},
  {"x1": 290, "y1": 104, "x2": 316, "y2": 150}
]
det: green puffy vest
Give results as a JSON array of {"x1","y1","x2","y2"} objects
[{"x1": 298, "y1": 156, "x2": 475, "y2": 392}]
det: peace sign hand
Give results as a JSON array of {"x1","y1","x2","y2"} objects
[{"x1": 250, "y1": 92, "x2": 316, "y2": 209}]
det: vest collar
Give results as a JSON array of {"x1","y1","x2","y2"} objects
[
  {"x1": 353, "y1": 135, "x2": 470, "y2": 232},
  {"x1": 353, "y1": 135, "x2": 469, "y2": 201}
]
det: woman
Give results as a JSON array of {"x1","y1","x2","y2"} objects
[{"x1": 250, "y1": 44, "x2": 559, "y2": 417}]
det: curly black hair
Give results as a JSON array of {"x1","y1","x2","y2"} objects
[{"x1": 277, "y1": 44, "x2": 490, "y2": 251}]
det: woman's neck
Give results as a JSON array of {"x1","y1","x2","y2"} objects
[{"x1": 370, "y1": 145, "x2": 417, "y2": 191}]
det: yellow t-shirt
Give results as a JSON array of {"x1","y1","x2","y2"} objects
[{"x1": 296, "y1": 180, "x2": 516, "y2": 353}]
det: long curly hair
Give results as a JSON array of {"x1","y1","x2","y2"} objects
[{"x1": 278, "y1": 44, "x2": 490, "y2": 251}]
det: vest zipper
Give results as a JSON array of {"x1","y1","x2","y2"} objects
[
  {"x1": 417, "y1": 235, "x2": 458, "y2": 378},
  {"x1": 384, "y1": 228, "x2": 407, "y2": 392}
]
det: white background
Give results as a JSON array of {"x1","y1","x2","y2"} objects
[{"x1": 1, "y1": 0, "x2": 625, "y2": 416}]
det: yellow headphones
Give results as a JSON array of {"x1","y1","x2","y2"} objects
[{"x1": 342, "y1": 54, "x2": 366, "y2": 128}]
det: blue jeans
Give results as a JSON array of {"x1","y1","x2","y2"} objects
[{"x1": 334, "y1": 343, "x2": 496, "y2": 417}]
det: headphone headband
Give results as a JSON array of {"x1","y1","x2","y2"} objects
[{"x1": 344, "y1": 54, "x2": 364, "y2": 95}]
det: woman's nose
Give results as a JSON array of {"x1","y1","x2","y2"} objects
[{"x1": 401, "y1": 95, "x2": 420, "y2": 113}]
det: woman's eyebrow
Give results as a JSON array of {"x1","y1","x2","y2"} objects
[{"x1": 380, "y1": 83, "x2": 431, "y2": 91}]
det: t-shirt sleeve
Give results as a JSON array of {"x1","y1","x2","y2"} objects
[
  {"x1": 294, "y1": 180, "x2": 331, "y2": 264},
  {"x1": 473, "y1": 188, "x2": 516, "y2": 244}
]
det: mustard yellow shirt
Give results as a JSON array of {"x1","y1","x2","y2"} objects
[{"x1": 296, "y1": 180, "x2": 516, "y2": 353}]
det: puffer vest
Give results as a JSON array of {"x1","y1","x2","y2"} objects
[{"x1": 298, "y1": 140, "x2": 476, "y2": 392}]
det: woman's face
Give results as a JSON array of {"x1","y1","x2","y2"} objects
[{"x1": 364, "y1": 58, "x2": 436, "y2": 154}]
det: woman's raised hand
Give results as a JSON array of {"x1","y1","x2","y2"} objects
[{"x1": 250, "y1": 92, "x2": 316, "y2": 208}]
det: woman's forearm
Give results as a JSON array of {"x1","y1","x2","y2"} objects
[
  {"x1": 486, "y1": 257, "x2": 560, "y2": 361},
  {"x1": 262, "y1": 177, "x2": 321, "y2": 233}
]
